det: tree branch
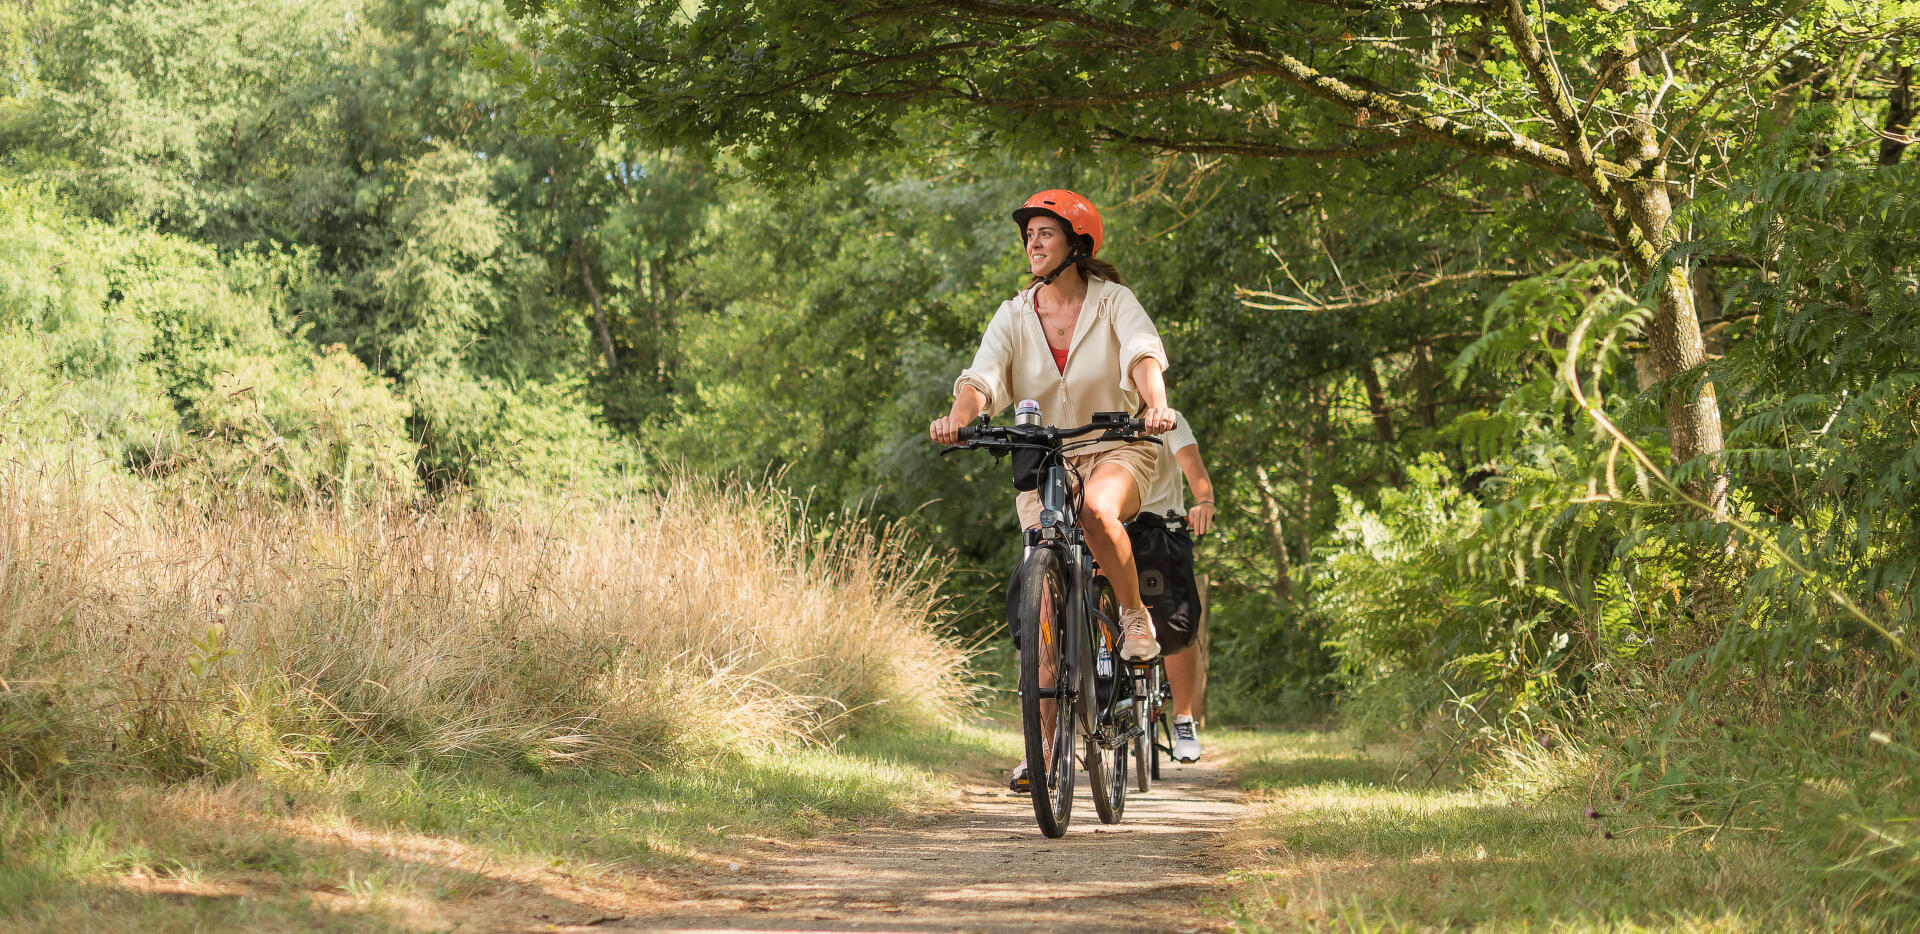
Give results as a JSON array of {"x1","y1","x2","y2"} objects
[
  {"x1": 1497, "y1": 0, "x2": 1653, "y2": 265},
  {"x1": 1093, "y1": 127, "x2": 1420, "y2": 160},
  {"x1": 864, "y1": 0, "x2": 1159, "y2": 44},
  {"x1": 1239, "y1": 269, "x2": 1526, "y2": 313}
]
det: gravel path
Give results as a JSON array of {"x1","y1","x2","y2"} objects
[{"x1": 617, "y1": 756, "x2": 1246, "y2": 934}]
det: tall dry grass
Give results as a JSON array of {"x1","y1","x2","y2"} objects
[{"x1": 0, "y1": 460, "x2": 969, "y2": 787}]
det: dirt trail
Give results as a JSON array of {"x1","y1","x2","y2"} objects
[{"x1": 617, "y1": 758, "x2": 1246, "y2": 934}]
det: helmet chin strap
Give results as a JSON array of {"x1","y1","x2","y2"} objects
[{"x1": 1036, "y1": 248, "x2": 1085, "y2": 287}]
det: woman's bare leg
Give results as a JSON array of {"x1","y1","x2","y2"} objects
[
  {"x1": 1079, "y1": 464, "x2": 1144, "y2": 609},
  {"x1": 1165, "y1": 646, "x2": 1200, "y2": 719}
]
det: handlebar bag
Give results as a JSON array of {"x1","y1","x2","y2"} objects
[
  {"x1": 1125, "y1": 511, "x2": 1200, "y2": 654},
  {"x1": 1011, "y1": 446, "x2": 1046, "y2": 491}
]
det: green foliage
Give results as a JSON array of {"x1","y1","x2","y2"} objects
[
  {"x1": 1, "y1": 0, "x2": 684, "y2": 499},
  {"x1": 0, "y1": 179, "x2": 418, "y2": 499},
  {"x1": 407, "y1": 366, "x2": 640, "y2": 500},
  {"x1": 1322, "y1": 456, "x2": 1605, "y2": 741},
  {"x1": 1319, "y1": 149, "x2": 1920, "y2": 920},
  {"x1": 185, "y1": 347, "x2": 417, "y2": 502},
  {"x1": 1204, "y1": 593, "x2": 1335, "y2": 723},
  {"x1": 663, "y1": 166, "x2": 1026, "y2": 573}
]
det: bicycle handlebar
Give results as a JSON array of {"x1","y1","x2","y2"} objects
[{"x1": 944, "y1": 412, "x2": 1159, "y2": 455}]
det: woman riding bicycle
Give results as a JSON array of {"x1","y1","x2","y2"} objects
[{"x1": 928, "y1": 189, "x2": 1175, "y2": 660}]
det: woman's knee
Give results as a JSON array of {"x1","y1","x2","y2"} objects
[{"x1": 1082, "y1": 497, "x2": 1126, "y2": 530}]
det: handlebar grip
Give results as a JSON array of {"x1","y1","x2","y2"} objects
[
  {"x1": 956, "y1": 425, "x2": 979, "y2": 442},
  {"x1": 1128, "y1": 418, "x2": 1146, "y2": 434}
]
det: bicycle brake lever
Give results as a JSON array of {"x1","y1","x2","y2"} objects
[{"x1": 939, "y1": 444, "x2": 970, "y2": 456}]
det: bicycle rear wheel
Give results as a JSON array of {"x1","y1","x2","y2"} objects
[
  {"x1": 1132, "y1": 662, "x2": 1157, "y2": 794},
  {"x1": 1151, "y1": 710, "x2": 1170, "y2": 781},
  {"x1": 1015, "y1": 547, "x2": 1075, "y2": 838},
  {"x1": 1088, "y1": 578, "x2": 1126, "y2": 824}
]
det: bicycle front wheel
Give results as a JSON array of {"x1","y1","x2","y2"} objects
[
  {"x1": 1087, "y1": 576, "x2": 1126, "y2": 824},
  {"x1": 1015, "y1": 546, "x2": 1075, "y2": 838}
]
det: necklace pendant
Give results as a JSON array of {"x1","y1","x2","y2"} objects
[{"x1": 1056, "y1": 327, "x2": 1066, "y2": 336}]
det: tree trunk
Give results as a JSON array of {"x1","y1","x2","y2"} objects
[
  {"x1": 1622, "y1": 177, "x2": 1725, "y2": 491},
  {"x1": 1295, "y1": 384, "x2": 1332, "y2": 605},
  {"x1": 1507, "y1": 8, "x2": 1727, "y2": 509},
  {"x1": 1359, "y1": 361, "x2": 1403, "y2": 488},
  {"x1": 1413, "y1": 344, "x2": 1438, "y2": 431},
  {"x1": 1253, "y1": 466, "x2": 1296, "y2": 603},
  {"x1": 1192, "y1": 572, "x2": 1210, "y2": 726},
  {"x1": 650, "y1": 255, "x2": 672, "y2": 384},
  {"x1": 1882, "y1": 63, "x2": 1913, "y2": 166},
  {"x1": 1645, "y1": 253, "x2": 1727, "y2": 508},
  {"x1": 574, "y1": 237, "x2": 621, "y2": 376}
]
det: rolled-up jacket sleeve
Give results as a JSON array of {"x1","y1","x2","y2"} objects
[
  {"x1": 954, "y1": 302, "x2": 1015, "y2": 414},
  {"x1": 1111, "y1": 287, "x2": 1169, "y2": 393}
]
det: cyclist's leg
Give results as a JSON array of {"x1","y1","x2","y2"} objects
[
  {"x1": 1079, "y1": 462, "x2": 1145, "y2": 609},
  {"x1": 1164, "y1": 645, "x2": 1199, "y2": 719}
]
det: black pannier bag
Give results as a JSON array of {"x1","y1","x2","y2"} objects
[{"x1": 1125, "y1": 511, "x2": 1200, "y2": 655}]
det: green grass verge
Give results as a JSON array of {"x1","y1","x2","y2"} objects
[
  {"x1": 1211, "y1": 728, "x2": 1863, "y2": 933},
  {"x1": 0, "y1": 723, "x2": 1010, "y2": 933}
]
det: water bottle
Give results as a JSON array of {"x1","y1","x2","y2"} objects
[{"x1": 1015, "y1": 399, "x2": 1042, "y2": 426}]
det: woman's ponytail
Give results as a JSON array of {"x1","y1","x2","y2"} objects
[{"x1": 1078, "y1": 255, "x2": 1123, "y2": 285}]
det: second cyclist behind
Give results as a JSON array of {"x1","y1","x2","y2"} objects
[
  {"x1": 1133, "y1": 409, "x2": 1217, "y2": 762},
  {"x1": 927, "y1": 189, "x2": 1175, "y2": 661}
]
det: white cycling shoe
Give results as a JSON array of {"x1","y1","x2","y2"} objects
[
  {"x1": 1119, "y1": 607, "x2": 1159, "y2": 660},
  {"x1": 1172, "y1": 716, "x2": 1201, "y2": 763}
]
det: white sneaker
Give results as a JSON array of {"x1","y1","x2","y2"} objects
[
  {"x1": 1119, "y1": 607, "x2": 1158, "y2": 660},
  {"x1": 1172, "y1": 716, "x2": 1201, "y2": 763}
]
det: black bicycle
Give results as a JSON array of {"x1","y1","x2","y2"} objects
[
  {"x1": 1128, "y1": 512, "x2": 1198, "y2": 791},
  {"x1": 944, "y1": 410, "x2": 1158, "y2": 837}
]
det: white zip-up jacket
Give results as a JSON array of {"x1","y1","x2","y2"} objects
[{"x1": 953, "y1": 275, "x2": 1169, "y2": 453}]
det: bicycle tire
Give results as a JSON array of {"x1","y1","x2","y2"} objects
[
  {"x1": 1151, "y1": 711, "x2": 1170, "y2": 781},
  {"x1": 1016, "y1": 547, "x2": 1075, "y2": 838},
  {"x1": 1088, "y1": 578, "x2": 1126, "y2": 824}
]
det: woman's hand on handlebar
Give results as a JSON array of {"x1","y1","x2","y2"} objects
[
  {"x1": 1138, "y1": 405, "x2": 1176, "y2": 436},
  {"x1": 929, "y1": 416, "x2": 962, "y2": 445},
  {"x1": 934, "y1": 386, "x2": 988, "y2": 445}
]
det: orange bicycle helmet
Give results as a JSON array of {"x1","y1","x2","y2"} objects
[{"x1": 1012, "y1": 189, "x2": 1104, "y2": 256}]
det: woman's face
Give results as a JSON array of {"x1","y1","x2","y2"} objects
[{"x1": 1024, "y1": 217, "x2": 1074, "y2": 277}]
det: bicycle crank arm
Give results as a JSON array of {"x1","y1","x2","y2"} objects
[{"x1": 1091, "y1": 723, "x2": 1144, "y2": 750}]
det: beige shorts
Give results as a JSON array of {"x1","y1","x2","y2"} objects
[{"x1": 1015, "y1": 443, "x2": 1158, "y2": 530}]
